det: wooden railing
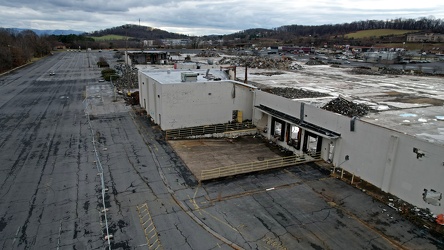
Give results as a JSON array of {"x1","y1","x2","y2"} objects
[
  {"x1": 164, "y1": 122, "x2": 255, "y2": 140},
  {"x1": 200, "y1": 152, "x2": 322, "y2": 181}
]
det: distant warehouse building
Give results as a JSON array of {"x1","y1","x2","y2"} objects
[{"x1": 407, "y1": 33, "x2": 444, "y2": 43}]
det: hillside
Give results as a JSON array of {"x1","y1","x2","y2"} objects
[
  {"x1": 89, "y1": 24, "x2": 189, "y2": 40},
  {"x1": 228, "y1": 18, "x2": 444, "y2": 46},
  {"x1": 9, "y1": 28, "x2": 84, "y2": 35},
  {"x1": 90, "y1": 34, "x2": 128, "y2": 41},
  {"x1": 345, "y1": 29, "x2": 418, "y2": 39}
]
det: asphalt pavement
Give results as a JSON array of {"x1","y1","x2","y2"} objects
[{"x1": 1, "y1": 51, "x2": 443, "y2": 250}]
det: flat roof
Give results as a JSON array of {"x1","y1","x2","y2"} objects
[
  {"x1": 139, "y1": 69, "x2": 256, "y2": 89},
  {"x1": 242, "y1": 65, "x2": 444, "y2": 146},
  {"x1": 126, "y1": 50, "x2": 167, "y2": 54}
]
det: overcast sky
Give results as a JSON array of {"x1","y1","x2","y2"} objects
[{"x1": 1, "y1": 0, "x2": 443, "y2": 36}]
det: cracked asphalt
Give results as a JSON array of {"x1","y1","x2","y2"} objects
[{"x1": 1, "y1": 50, "x2": 443, "y2": 250}]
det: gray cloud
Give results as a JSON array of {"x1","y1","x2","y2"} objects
[{"x1": 0, "y1": 0, "x2": 443, "y2": 35}]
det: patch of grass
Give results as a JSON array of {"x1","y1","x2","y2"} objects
[
  {"x1": 89, "y1": 35, "x2": 128, "y2": 41},
  {"x1": 345, "y1": 29, "x2": 418, "y2": 39}
]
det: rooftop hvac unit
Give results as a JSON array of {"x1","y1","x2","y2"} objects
[{"x1": 181, "y1": 72, "x2": 198, "y2": 82}]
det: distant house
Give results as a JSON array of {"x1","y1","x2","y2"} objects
[{"x1": 143, "y1": 40, "x2": 154, "y2": 47}]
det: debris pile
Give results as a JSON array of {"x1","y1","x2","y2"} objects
[
  {"x1": 125, "y1": 91, "x2": 140, "y2": 106},
  {"x1": 264, "y1": 87, "x2": 330, "y2": 99},
  {"x1": 250, "y1": 72, "x2": 285, "y2": 76},
  {"x1": 379, "y1": 67, "x2": 404, "y2": 75},
  {"x1": 219, "y1": 56, "x2": 294, "y2": 70},
  {"x1": 350, "y1": 67, "x2": 381, "y2": 75},
  {"x1": 196, "y1": 51, "x2": 220, "y2": 57},
  {"x1": 305, "y1": 60, "x2": 327, "y2": 65},
  {"x1": 113, "y1": 64, "x2": 139, "y2": 90},
  {"x1": 289, "y1": 62, "x2": 304, "y2": 70},
  {"x1": 322, "y1": 97, "x2": 370, "y2": 117}
]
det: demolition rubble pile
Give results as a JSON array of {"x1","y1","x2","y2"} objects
[
  {"x1": 219, "y1": 56, "x2": 297, "y2": 70},
  {"x1": 350, "y1": 67, "x2": 381, "y2": 75},
  {"x1": 305, "y1": 60, "x2": 327, "y2": 66},
  {"x1": 350, "y1": 67, "x2": 405, "y2": 76},
  {"x1": 322, "y1": 97, "x2": 370, "y2": 117},
  {"x1": 379, "y1": 67, "x2": 405, "y2": 75},
  {"x1": 265, "y1": 87, "x2": 330, "y2": 99},
  {"x1": 250, "y1": 71, "x2": 286, "y2": 76},
  {"x1": 196, "y1": 51, "x2": 220, "y2": 57},
  {"x1": 113, "y1": 64, "x2": 139, "y2": 90}
]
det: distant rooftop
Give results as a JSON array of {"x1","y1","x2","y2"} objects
[
  {"x1": 126, "y1": 50, "x2": 167, "y2": 54},
  {"x1": 139, "y1": 69, "x2": 235, "y2": 85}
]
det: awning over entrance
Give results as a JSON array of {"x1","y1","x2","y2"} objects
[{"x1": 256, "y1": 105, "x2": 341, "y2": 139}]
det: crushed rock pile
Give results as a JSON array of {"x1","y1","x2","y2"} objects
[
  {"x1": 250, "y1": 71, "x2": 286, "y2": 76},
  {"x1": 264, "y1": 87, "x2": 330, "y2": 99},
  {"x1": 350, "y1": 67, "x2": 381, "y2": 75},
  {"x1": 305, "y1": 60, "x2": 327, "y2": 65},
  {"x1": 322, "y1": 97, "x2": 370, "y2": 117},
  {"x1": 379, "y1": 67, "x2": 405, "y2": 75},
  {"x1": 351, "y1": 67, "x2": 406, "y2": 76},
  {"x1": 219, "y1": 56, "x2": 295, "y2": 70},
  {"x1": 196, "y1": 51, "x2": 220, "y2": 57}
]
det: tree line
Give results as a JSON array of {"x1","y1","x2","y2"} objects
[
  {"x1": 228, "y1": 17, "x2": 444, "y2": 46},
  {"x1": 0, "y1": 28, "x2": 99, "y2": 73},
  {"x1": 276, "y1": 17, "x2": 444, "y2": 36},
  {"x1": 0, "y1": 29, "x2": 53, "y2": 73}
]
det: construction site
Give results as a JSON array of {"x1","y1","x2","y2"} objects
[{"x1": 113, "y1": 49, "x2": 444, "y2": 241}]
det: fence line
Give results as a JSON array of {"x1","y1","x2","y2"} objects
[
  {"x1": 84, "y1": 99, "x2": 112, "y2": 249},
  {"x1": 165, "y1": 121, "x2": 255, "y2": 140},
  {"x1": 200, "y1": 152, "x2": 321, "y2": 181}
]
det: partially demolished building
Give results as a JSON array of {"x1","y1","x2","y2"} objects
[{"x1": 138, "y1": 66, "x2": 444, "y2": 216}]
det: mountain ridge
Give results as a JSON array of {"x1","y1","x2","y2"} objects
[{"x1": 7, "y1": 28, "x2": 84, "y2": 36}]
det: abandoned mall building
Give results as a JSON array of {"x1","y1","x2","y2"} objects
[{"x1": 137, "y1": 66, "x2": 444, "y2": 216}]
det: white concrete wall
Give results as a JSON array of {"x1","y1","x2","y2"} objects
[
  {"x1": 138, "y1": 72, "x2": 158, "y2": 120},
  {"x1": 159, "y1": 81, "x2": 254, "y2": 130},
  {"x1": 253, "y1": 91, "x2": 302, "y2": 121},
  {"x1": 255, "y1": 91, "x2": 444, "y2": 215},
  {"x1": 386, "y1": 133, "x2": 444, "y2": 214},
  {"x1": 138, "y1": 73, "x2": 149, "y2": 110}
]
